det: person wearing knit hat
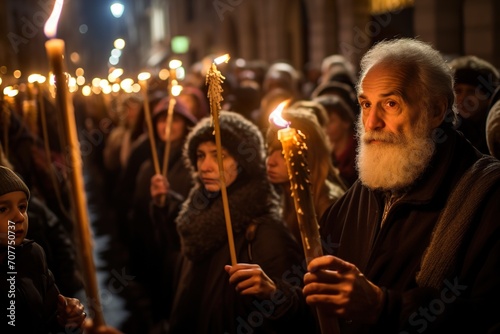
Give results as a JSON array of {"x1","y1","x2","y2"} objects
[
  {"x1": 0, "y1": 166, "x2": 30, "y2": 248},
  {"x1": 449, "y1": 55, "x2": 500, "y2": 154},
  {"x1": 149, "y1": 111, "x2": 316, "y2": 333},
  {"x1": 152, "y1": 96, "x2": 198, "y2": 129},
  {"x1": 0, "y1": 166, "x2": 30, "y2": 202},
  {"x1": 184, "y1": 110, "x2": 267, "y2": 178},
  {"x1": 136, "y1": 96, "x2": 198, "y2": 202},
  {"x1": 0, "y1": 166, "x2": 87, "y2": 333}
]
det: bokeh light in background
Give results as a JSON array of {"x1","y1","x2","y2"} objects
[{"x1": 110, "y1": 2, "x2": 125, "y2": 18}]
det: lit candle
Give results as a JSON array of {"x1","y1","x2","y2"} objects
[
  {"x1": 205, "y1": 53, "x2": 237, "y2": 266},
  {"x1": 168, "y1": 59, "x2": 182, "y2": 91},
  {"x1": 162, "y1": 83, "x2": 183, "y2": 177},
  {"x1": 158, "y1": 84, "x2": 182, "y2": 207},
  {"x1": 24, "y1": 76, "x2": 39, "y2": 136},
  {"x1": 44, "y1": 0, "x2": 106, "y2": 327},
  {"x1": 1, "y1": 88, "x2": 11, "y2": 159},
  {"x1": 269, "y1": 101, "x2": 340, "y2": 334},
  {"x1": 138, "y1": 72, "x2": 161, "y2": 175},
  {"x1": 269, "y1": 101, "x2": 324, "y2": 260}
]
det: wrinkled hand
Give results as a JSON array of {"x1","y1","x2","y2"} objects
[
  {"x1": 225, "y1": 263, "x2": 277, "y2": 300},
  {"x1": 303, "y1": 255, "x2": 384, "y2": 324},
  {"x1": 57, "y1": 294, "x2": 86, "y2": 331},
  {"x1": 150, "y1": 174, "x2": 169, "y2": 206}
]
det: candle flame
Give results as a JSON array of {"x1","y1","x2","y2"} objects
[
  {"x1": 169, "y1": 59, "x2": 182, "y2": 69},
  {"x1": 137, "y1": 72, "x2": 151, "y2": 81},
  {"x1": 44, "y1": 0, "x2": 64, "y2": 38},
  {"x1": 214, "y1": 54, "x2": 230, "y2": 65},
  {"x1": 269, "y1": 100, "x2": 291, "y2": 128},
  {"x1": 28, "y1": 74, "x2": 41, "y2": 84},
  {"x1": 171, "y1": 84, "x2": 183, "y2": 97},
  {"x1": 6, "y1": 87, "x2": 19, "y2": 97}
]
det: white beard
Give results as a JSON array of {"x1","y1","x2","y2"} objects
[{"x1": 356, "y1": 115, "x2": 436, "y2": 191}]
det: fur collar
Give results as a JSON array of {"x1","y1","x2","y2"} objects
[{"x1": 176, "y1": 174, "x2": 280, "y2": 262}]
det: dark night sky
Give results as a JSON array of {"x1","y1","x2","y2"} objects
[
  {"x1": 2, "y1": 0, "x2": 135, "y2": 80},
  {"x1": 65, "y1": 0, "x2": 123, "y2": 77}
]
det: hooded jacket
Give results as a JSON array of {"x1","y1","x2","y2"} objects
[{"x1": 168, "y1": 111, "x2": 316, "y2": 333}]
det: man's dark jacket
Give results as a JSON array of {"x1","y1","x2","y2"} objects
[{"x1": 320, "y1": 127, "x2": 500, "y2": 333}]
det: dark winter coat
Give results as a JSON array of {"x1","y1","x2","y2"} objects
[
  {"x1": 26, "y1": 196, "x2": 83, "y2": 297},
  {"x1": 1, "y1": 240, "x2": 63, "y2": 333},
  {"x1": 319, "y1": 127, "x2": 500, "y2": 333},
  {"x1": 131, "y1": 141, "x2": 191, "y2": 322},
  {"x1": 168, "y1": 174, "x2": 316, "y2": 334}
]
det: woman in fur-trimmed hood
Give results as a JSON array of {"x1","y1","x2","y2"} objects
[{"x1": 155, "y1": 111, "x2": 316, "y2": 333}]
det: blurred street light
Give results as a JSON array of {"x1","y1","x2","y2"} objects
[{"x1": 110, "y1": 2, "x2": 124, "y2": 18}]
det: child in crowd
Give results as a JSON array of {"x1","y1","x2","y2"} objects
[{"x1": 0, "y1": 166, "x2": 86, "y2": 333}]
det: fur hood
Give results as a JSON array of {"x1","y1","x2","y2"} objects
[{"x1": 183, "y1": 111, "x2": 266, "y2": 178}]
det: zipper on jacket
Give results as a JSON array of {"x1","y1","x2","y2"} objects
[{"x1": 380, "y1": 193, "x2": 399, "y2": 228}]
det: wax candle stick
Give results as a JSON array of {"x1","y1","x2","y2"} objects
[
  {"x1": 161, "y1": 84, "x2": 182, "y2": 177},
  {"x1": 1, "y1": 91, "x2": 10, "y2": 159},
  {"x1": 44, "y1": 0, "x2": 105, "y2": 327},
  {"x1": 270, "y1": 101, "x2": 340, "y2": 334},
  {"x1": 158, "y1": 84, "x2": 182, "y2": 207},
  {"x1": 205, "y1": 54, "x2": 237, "y2": 265},
  {"x1": 138, "y1": 72, "x2": 161, "y2": 175}
]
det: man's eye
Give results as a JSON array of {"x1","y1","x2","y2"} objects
[
  {"x1": 360, "y1": 101, "x2": 370, "y2": 109},
  {"x1": 387, "y1": 101, "x2": 397, "y2": 108}
]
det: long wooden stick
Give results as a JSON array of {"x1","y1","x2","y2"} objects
[
  {"x1": 161, "y1": 97, "x2": 176, "y2": 177},
  {"x1": 206, "y1": 59, "x2": 237, "y2": 265},
  {"x1": 158, "y1": 97, "x2": 176, "y2": 207},
  {"x1": 139, "y1": 77, "x2": 161, "y2": 175},
  {"x1": 161, "y1": 67, "x2": 178, "y2": 178},
  {"x1": 45, "y1": 38, "x2": 105, "y2": 327},
  {"x1": 278, "y1": 126, "x2": 340, "y2": 334}
]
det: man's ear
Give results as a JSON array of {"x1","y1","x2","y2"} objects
[{"x1": 430, "y1": 98, "x2": 448, "y2": 128}]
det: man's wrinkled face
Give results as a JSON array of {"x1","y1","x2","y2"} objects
[{"x1": 356, "y1": 63, "x2": 436, "y2": 191}]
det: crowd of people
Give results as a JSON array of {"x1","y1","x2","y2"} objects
[{"x1": 1, "y1": 37, "x2": 500, "y2": 333}]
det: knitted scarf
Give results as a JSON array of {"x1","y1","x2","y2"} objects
[
  {"x1": 176, "y1": 175, "x2": 280, "y2": 262},
  {"x1": 416, "y1": 155, "x2": 500, "y2": 289}
]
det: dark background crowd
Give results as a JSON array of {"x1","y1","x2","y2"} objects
[
  {"x1": 1, "y1": 1, "x2": 500, "y2": 333},
  {"x1": 1, "y1": 41, "x2": 499, "y2": 332}
]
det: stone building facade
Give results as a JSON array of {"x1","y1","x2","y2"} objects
[
  {"x1": 148, "y1": 0, "x2": 500, "y2": 75},
  {"x1": 0, "y1": 0, "x2": 498, "y2": 81}
]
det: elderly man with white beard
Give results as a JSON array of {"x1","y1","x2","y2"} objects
[{"x1": 302, "y1": 38, "x2": 500, "y2": 334}]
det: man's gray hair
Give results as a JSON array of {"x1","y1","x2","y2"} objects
[{"x1": 357, "y1": 38, "x2": 456, "y2": 121}]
